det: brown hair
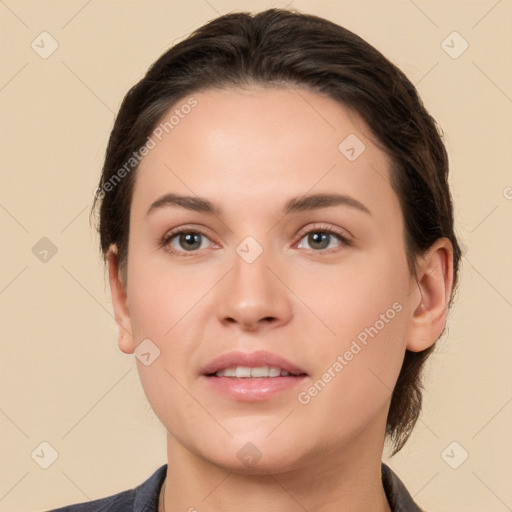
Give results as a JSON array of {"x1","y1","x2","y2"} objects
[{"x1": 91, "y1": 8, "x2": 461, "y2": 455}]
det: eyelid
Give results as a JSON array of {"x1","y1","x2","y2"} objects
[{"x1": 295, "y1": 223, "x2": 353, "y2": 243}]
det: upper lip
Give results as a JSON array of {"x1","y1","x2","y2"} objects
[{"x1": 200, "y1": 350, "x2": 307, "y2": 376}]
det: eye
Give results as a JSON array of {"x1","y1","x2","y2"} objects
[
  {"x1": 160, "y1": 224, "x2": 351, "y2": 257},
  {"x1": 296, "y1": 225, "x2": 351, "y2": 253},
  {"x1": 161, "y1": 228, "x2": 213, "y2": 256}
]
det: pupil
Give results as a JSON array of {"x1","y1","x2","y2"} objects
[
  {"x1": 309, "y1": 232, "x2": 329, "y2": 249},
  {"x1": 181, "y1": 233, "x2": 201, "y2": 250}
]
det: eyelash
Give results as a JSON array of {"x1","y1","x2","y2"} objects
[{"x1": 159, "y1": 224, "x2": 352, "y2": 258}]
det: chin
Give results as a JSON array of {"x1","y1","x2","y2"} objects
[
  {"x1": 213, "y1": 450, "x2": 305, "y2": 475},
  {"x1": 199, "y1": 432, "x2": 309, "y2": 475}
]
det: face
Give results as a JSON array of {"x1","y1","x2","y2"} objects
[{"x1": 111, "y1": 86, "x2": 429, "y2": 473}]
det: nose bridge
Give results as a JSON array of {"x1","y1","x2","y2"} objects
[{"x1": 215, "y1": 238, "x2": 292, "y2": 330}]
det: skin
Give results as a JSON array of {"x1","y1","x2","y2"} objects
[{"x1": 107, "y1": 86, "x2": 454, "y2": 512}]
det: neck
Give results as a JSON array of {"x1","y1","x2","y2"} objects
[{"x1": 161, "y1": 416, "x2": 392, "y2": 512}]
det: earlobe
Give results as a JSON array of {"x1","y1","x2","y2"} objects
[
  {"x1": 106, "y1": 245, "x2": 135, "y2": 355},
  {"x1": 406, "y1": 238, "x2": 454, "y2": 352}
]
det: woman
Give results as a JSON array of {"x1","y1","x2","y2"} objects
[{"x1": 50, "y1": 7, "x2": 460, "y2": 512}]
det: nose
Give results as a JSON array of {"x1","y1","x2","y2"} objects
[{"x1": 215, "y1": 246, "x2": 293, "y2": 332}]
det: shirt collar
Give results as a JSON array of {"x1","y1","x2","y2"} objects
[
  {"x1": 381, "y1": 463, "x2": 425, "y2": 511},
  {"x1": 133, "y1": 463, "x2": 425, "y2": 512}
]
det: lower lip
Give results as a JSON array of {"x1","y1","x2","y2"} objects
[{"x1": 202, "y1": 375, "x2": 308, "y2": 402}]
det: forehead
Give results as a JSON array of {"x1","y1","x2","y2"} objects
[{"x1": 131, "y1": 85, "x2": 398, "y2": 221}]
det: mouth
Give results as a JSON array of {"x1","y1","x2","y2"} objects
[
  {"x1": 208, "y1": 366, "x2": 305, "y2": 378},
  {"x1": 200, "y1": 351, "x2": 308, "y2": 401},
  {"x1": 200, "y1": 350, "x2": 308, "y2": 378}
]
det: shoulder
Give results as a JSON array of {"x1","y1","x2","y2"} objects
[
  {"x1": 47, "y1": 489, "x2": 134, "y2": 512},
  {"x1": 381, "y1": 462, "x2": 428, "y2": 512},
  {"x1": 46, "y1": 464, "x2": 167, "y2": 512}
]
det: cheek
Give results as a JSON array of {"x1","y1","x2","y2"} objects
[
  {"x1": 295, "y1": 306, "x2": 408, "y2": 446},
  {"x1": 126, "y1": 245, "x2": 213, "y2": 341},
  {"x1": 297, "y1": 246, "x2": 408, "y2": 351},
  {"x1": 125, "y1": 257, "x2": 211, "y2": 434},
  {"x1": 296, "y1": 251, "x2": 409, "y2": 410}
]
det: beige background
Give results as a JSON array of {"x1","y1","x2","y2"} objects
[{"x1": 1, "y1": 0, "x2": 511, "y2": 511}]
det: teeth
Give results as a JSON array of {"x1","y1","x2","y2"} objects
[
  {"x1": 252, "y1": 366, "x2": 270, "y2": 377},
  {"x1": 215, "y1": 366, "x2": 293, "y2": 378},
  {"x1": 268, "y1": 367, "x2": 281, "y2": 377},
  {"x1": 236, "y1": 366, "x2": 251, "y2": 378}
]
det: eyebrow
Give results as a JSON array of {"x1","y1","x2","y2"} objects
[{"x1": 145, "y1": 192, "x2": 371, "y2": 217}]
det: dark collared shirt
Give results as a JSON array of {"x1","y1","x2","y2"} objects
[{"x1": 48, "y1": 463, "x2": 425, "y2": 511}]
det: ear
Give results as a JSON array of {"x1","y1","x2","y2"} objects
[
  {"x1": 107, "y1": 245, "x2": 135, "y2": 355},
  {"x1": 406, "y1": 237, "x2": 454, "y2": 352}
]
